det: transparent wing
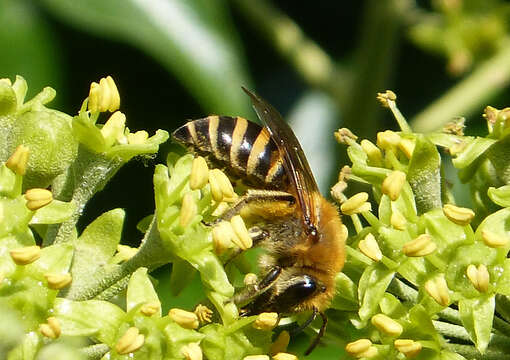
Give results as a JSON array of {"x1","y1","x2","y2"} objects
[{"x1": 242, "y1": 87, "x2": 321, "y2": 239}]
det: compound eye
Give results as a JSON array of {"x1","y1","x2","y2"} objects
[{"x1": 272, "y1": 275, "x2": 318, "y2": 312}]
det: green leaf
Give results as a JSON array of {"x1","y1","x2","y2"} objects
[
  {"x1": 487, "y1": 185, "x2": 510, "y2": 207},
  {"x1": 39, "y1": 0, "x2": 252, "y2": 116},
  {"x1": 162, "y1": 322, "x2": 205, "y2": 359},
  {"x1": 358, "y1": 263, "x2": 395, "y2": 322},
  {"x1": 330, "y1": 272, "x2": 358, "y2": 311},
  {"x1": 474, "y1": 207, "x2": 510, "y2": 261},
  {"x1": 54, "y1": 298, "x2": 125, "y2": 345},
  {"x1": 169, "y1": 259, "x2": 197, "y2": 296},
  {"x1": 458, "y1": 295, "x2": 495, "y2": 354},
  {"x1": 66, "y1": 209, "x2": 125, "y2": 296},
  {"x1": 30, "y1": 200, "x2": 76, "y2": 224},
  {"x1": 407, "y1": 135, "x2": 441, "y2": 214},
  {"x1": 127, "y1": 267, "x2": 160, "y2": 316}
]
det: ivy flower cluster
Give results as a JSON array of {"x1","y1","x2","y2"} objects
[{"x1": 3, "y1": 76, "x2": 510, "y2": 360}]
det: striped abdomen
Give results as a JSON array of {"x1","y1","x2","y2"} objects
[{"x1": 172, "y1": 116, "x2": 286, "y2": 188}]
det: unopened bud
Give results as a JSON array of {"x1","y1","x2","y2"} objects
[
  {"x1": 140, "y1": 301, "x2": 161, "y2": 316},
  {"x1": 230, "y1": 215, "x2": 253, "y2": 250},
  {"x1": 341, "y1": 192, "x2": 370, "y2": 215},
  {"x1": 212, "y1": 221, "x2": 235, "y2": 255},
  {"x1": 44, "y1": 273, "x2": 72, "y2": 289},
  {"x1": 115, "y1": 327, "x2": 145, "y2": 355},
  {"x1": 88, "y1": 76, "x2": 120, "y2": 113},
  {"x1": 270, "y1": 331, "x2": 290, "y2": 355},
  {"x1": 6, "y1": 145, "x2": 29, "y2": 176},
  {"x1": 382, "y1": 171, "x2": 406, "y2": 201},
  {"x1": 169, "y1": 308, "x2": 199, "y2": 329},
  {"x1": 253, "y1": 312, "x2": 279, "y2": 330},
  {"x1": 391, "y1": 211, "x2": 407, "y2": 230},
  {"x1": 376, "y1": 90, "x2": 397, "y2": 108},
  {"x1": 334, "y1": 128, "x2": 358, "y2": 145},
  {"x1": 371, "y1": 314, "x2": 403, "y2": 337},
  {"x1": 40, "y1": 317, "x2": 61, "y2": 339},
  {"x1": 394, "y1": 339, "x2": 422, "y2": 358},
  {"x1": 481, "y1": 230, "x2": 509, "y2": 248},
  {"x1": 398, "y1": 138, "x2": 415, "y2": 159},
  {"x1": 10, "y1": 245, "x2": 41, "y2": 265},
  {"x1": 443, "y1": 204, "x2": 475, "y2": 226},
  {"x1": 424, "y1": 275, "x2": 450, "y2": 306},
  {"x1": 179, "y1": 192, "x2": 197, "y2": 228},
  {"x1": 181, "y1": 342, "x2": 203, "y2": 360},
  {"x1": 402, "y1": 234, "x2": 436, "y2": 257},
  {"x1": 358, "y1": 234, "x2": 382, "y2": 262},
  {"x1": 466, "y1": 264, "x2": 489, "y2": 293},
  {"x1": 377, "y1": 130, "x2": 400, "y2": 150},
  {"x1": 272, "y1": 353, "x2": 298, "y2": 360},
  {"x1": 127, "y1": 130, "x2": 149, "y2": 145},
  {"x1": 194, "y1": 304, "x2": 213, "y2": 324},
  {"x1": 190, "y1": 157, "x2": 209, "y2": 190},
  {"x1": 25, "y1": 188, "x2": 53, "y2": 211},
  {"x1": 360, "y1": 139, "x2": 382, "y2": 165}
]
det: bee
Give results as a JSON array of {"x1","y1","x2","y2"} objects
[{"x1": 172, "y1": 87, "x2": 347, "y2": 354}]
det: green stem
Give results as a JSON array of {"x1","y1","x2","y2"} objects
[
  {"x1": 444, "y1": 343, "x2": 510, "y2": 360},
  {"x1": 230, "y1": 0, "x2": 349, "y2": 102},
  {"x1": 411, "y1": 39, "x2": 510, "y2": 132},
  {"x1": 79, "y1": 344, "x2": 109, "y2": 360},
  {"x1": 45, "y1": 146, "x2": 123, "y2": 245}
]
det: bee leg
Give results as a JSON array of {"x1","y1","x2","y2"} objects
[
  {"x1": 304, "y1": 310, "x2": 327, "y2": 355},
  {"x1": 213, "y1": 190, "x2": 295, "y2": 223},
  {"x1": 233, "y1": 266, "x2": 282, "y2": 310}
]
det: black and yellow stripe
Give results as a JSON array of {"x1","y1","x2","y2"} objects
[{"x1": 172, "y1": 116, "x2": 286, "y2": 187}]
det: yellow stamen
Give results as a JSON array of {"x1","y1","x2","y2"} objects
[
  {"x1": 358, "y1": 233, "x2": 382, "y2": 262},
  {"x1": 466, "y1": 264, "x2": 490, "y2": 293},
  {"x1": 382, "y1": 170, "x2": 406, "y2": 201},
  {"x1": 424, "y1": 275, "x2": 450, "y2": 306},
  {"x1": 402, "y1": 234, "x2": 437, "y2": 257},
  {"x1": 270, "y1": 331, "x2": 290, "y2": 355},
  {"x1": 181, "y1": 342, "x2": 203, "y2": 360},
  {"x1": 6, "y1": 145, "x2": 29, "y2": 176},
  {"x1": 481, "y1": 230, "x2": 509, "y2": 248},
  {"x1": 360, "y1": 139, "x2": 383, "y2": 166},
  {"x1": 10, "y1": 245, "x2": 41, "y2": 265},
  {"x1": 168, "y1": 308, "x2": 199, "y2": 329},
  {"x1": 140, "y1": 301, "x2": 161, "y2": 316},
  {"x1": 25, "y1": 188, "x2": 53, "y2": 211},
  {"x1": 341, "y1": 192, "x2": 370, "y2": 215},
  {"x1": 230, "y1": 215, "x2": 253, "y2": 250},
  {"x1": 253, "y1": 312, "x2": 279, "y2": 330},
  {"x1": 394, "y1": 339, "x2": 422, "y2": 358},
  {"x1": 371, "y1": 314, "x2": 403, "y2": 337},
  {"x1": 194, "y1": 304, "x2": 213, "y2": 324},
  {"x1": 442, "y1": 204, "x2": 475, "y2": 226},
  {"x1": 115, "y1": 327, "x2": 145, "y2": 355},
  {"x1": 179, "y1": 192, "x2": 197, "y2": 228},
  {"x1": 44, "y1": 273, "x2": 72, "y2": 290},
  {"x1": 190, "y1": 157, "x2": 209, "y2": 190}
]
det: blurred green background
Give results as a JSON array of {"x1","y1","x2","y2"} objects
[{"x1": 2, "y1": 0, "x2": 510, "y2": 357}]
